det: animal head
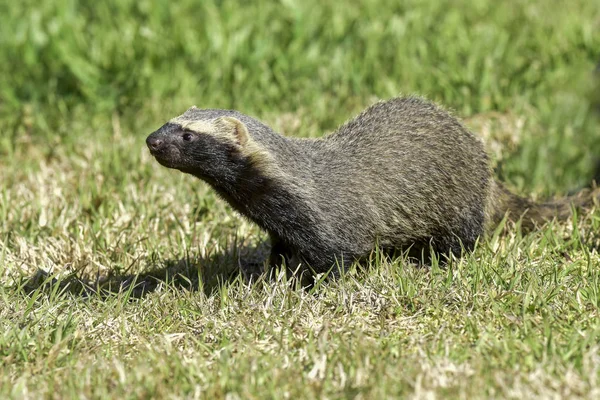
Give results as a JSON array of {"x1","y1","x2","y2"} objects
[{"x1": 146, "y1": 106, "x2": 259, "y2": 181}]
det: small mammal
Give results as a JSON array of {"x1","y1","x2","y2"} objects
[{"x1": 146, "y1": 97, "x2": 598, "y2": 278}]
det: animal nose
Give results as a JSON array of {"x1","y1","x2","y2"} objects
[{"x1": 146, "y1": 136, "x2": 163, "y2": 150}]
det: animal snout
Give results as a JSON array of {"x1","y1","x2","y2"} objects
[{"x1": 146, "y1": 136, "x2": 163, "y2": 151}]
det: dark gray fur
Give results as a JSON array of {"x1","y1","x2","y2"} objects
[{"x1": 146, "y1": 96, "x2": 597, "y2": 279}]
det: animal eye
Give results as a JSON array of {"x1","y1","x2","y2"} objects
[{"x1": 182, "y1": 132, "x2": 193, "y2": 141}]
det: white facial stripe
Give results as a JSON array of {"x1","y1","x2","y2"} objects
[
  {"x1": 169, "y1": 117, "x2": 215, "y2": 134},
  {"x1": 168, "y1": 114, "x2": 241, "y2": 144}
]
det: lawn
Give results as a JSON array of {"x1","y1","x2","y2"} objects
[{"x1": 1, "y1": 0, "x2": 600, "y2": 398}]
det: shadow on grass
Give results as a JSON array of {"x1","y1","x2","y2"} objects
[
  {"x1": 20, "y1": 241, "x2": 270, "y2": 300},
  {"x1": 18, "y1": 235, "x2": 535, "y2": 300}
]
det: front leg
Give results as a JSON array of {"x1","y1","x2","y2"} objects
[
  {"x1": 268, "y1": 235, "x2": 314, "y2": 287},
  {"x1": 268, "y1": 235, "x2": 289, "y2": 269}
]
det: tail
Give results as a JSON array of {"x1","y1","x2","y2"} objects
[
  {"x1": 488, "y1": 61, "x2": 600, "y2": 231},
  {"x1": 486, "y1": 180, "x2": 600, "y2": 231}
]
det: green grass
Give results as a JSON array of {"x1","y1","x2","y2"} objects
[{"x1": 1, "y1": 0, "x2": 600, "y2": 398}]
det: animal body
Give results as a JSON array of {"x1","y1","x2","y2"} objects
[{"x1": 146, "y1": 97, "x2": 598, "y2": 278}]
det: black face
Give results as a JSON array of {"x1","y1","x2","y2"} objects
[
  {"x1": 146, "y1": 122, "x2": 242, "y2": 184},
  {"x1": 146, "y1": 123, "x2": 195, "y2": 169}
]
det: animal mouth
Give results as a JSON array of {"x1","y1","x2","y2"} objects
[
  {"x1": 146, "y1": 144, "x2": 181, "y2": 169},
  {"x1": 152, "y1": 155, "x2": 177, "y2": 168}
]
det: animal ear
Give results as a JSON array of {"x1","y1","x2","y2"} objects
[{"x1": 217, "y1": 116, "x2": 250, "y2": 146}]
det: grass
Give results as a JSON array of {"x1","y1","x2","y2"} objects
[{"x1": 1, "y1": 0, "x2": 600, "y2": 398}]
